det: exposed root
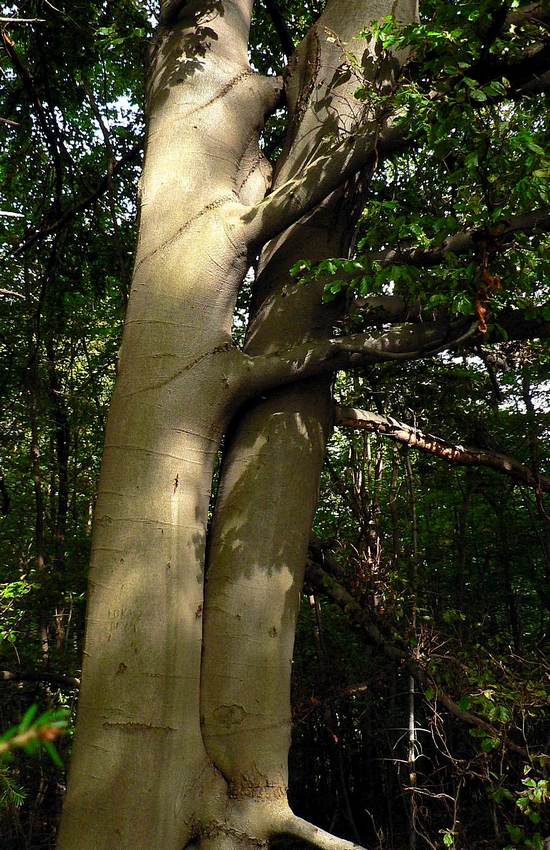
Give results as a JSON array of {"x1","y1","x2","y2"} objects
[
  {"x1": 276, "y1": 811, "x2": 366, "y2": 850},
  {"x1": 183, "y1": 796, "x2": 366, "y2": 850}
]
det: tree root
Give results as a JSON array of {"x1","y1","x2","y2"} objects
[
  {"x1": 276, "y1": 812, "x2": 366, "y2": 850},
  {"x1": 189, "y1": 801, "x2": 367, "y2": 850}
]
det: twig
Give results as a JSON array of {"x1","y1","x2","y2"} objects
[
  {"x1": 0, "y1": 289, "x2": 24, "y2": 299},
  {"x1": 0, "y1": 17, "x2": 45, "y2": 24}
]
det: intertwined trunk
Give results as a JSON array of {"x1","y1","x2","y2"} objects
[{"x1": 58, "y1": 2, "x2": 416, "y2": 848}]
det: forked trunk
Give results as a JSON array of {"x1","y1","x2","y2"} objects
[
  {"x1": 58, "y1": 2, "x2": 416, "y2": 848},
  {"x1": 202, "y1": 0, "x2": 416, "y2": 807}
]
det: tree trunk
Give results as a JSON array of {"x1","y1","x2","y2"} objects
[
  {"x1": 202, "y1": 0, "x2": 416, "y2": 803},
  {"x1": 58, "y1": 1, "x2": 416, "y2": 848}
]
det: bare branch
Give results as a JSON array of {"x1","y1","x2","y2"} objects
[
  {"x1": 1, "y1": 669, "x2": 80, "y2": 688},
  {"x1": 0, "y1": 289, "x2": 24, "y2": 299},
  {"x1": 506, "y1": 2, "x2": 550, "y2": 28},
  {"x1": 306, "y1": 559, "x2": 529, "y2": 758},
  {"x1": 264, "y1": 0, "x2": 294, "y2": 59},
  {"x1": 12, "y1": 143, "x2": 142, "y2": 256},
  {"x1": 0, "y1": 17, "x2": 45, "y2": 23},
  {"x1": 334, "y1": 407, "x2": 550, "y2": 492},
  {"x1": 238, "y1": 320, "x2": 477, "y2": 399}
]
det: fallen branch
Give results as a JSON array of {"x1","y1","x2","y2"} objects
[{"x1": 334, "y1": 407, "x2": 550, "y2": 492}]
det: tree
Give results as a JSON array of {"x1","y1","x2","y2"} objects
[{"x1": 0, "y1": 1, "x2": 548, "y2": 849}]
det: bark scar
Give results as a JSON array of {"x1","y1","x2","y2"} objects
[
  {"x1": 134, "y1": 195, "x2": 235, "y2": 273},
  {"x1": 124, "y1": 342, "x2": 234, "y2": 397},
  {"x1": 102, "y1": 721, "x2": 176, "y2": 733},
  {"x1": 188, "y1": 70, "x2": 256, "y2": 115}
]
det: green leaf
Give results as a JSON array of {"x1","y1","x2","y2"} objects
[
  {"x1": 42, "y1": 741, "x2": 63, "y2": 769},
  {"x1": 481, "y1": 736, "x2": 500, "y2": 752},
  {"x1": 19, "y1": 705, "x2": 38, "y2": 734},
  {"x1": 506, "y1": 825, "x2": 524, "y2": 843}
]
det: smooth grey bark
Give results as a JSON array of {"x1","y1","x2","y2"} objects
[
  {"x1": 201, "y1": 0, "x2": 418, "y2": 835},
  {"x1": 55, "y1": 2, "x2": 454, "y2": 849},
  {"x1": 58, "y1": 4, "x2": 272, "y2": 846}
]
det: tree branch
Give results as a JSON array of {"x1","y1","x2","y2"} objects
[
  {"x1": 243, "y1": 16, "x2": 550, "y2": 248},
  {"x1": 378, "y1": 208, "x2": 550, "y2": 267},
  {"x1": 306, "y1": 559, "x2": 529, "y2": 757},
  {"x1": 244, "y1": 122, "x2": 404, "y2": 244},
  {"x1": 159, "y1": 0, "x2": 186, "y2": 25},
  {"x1": 506, "y1": 1, "x2": 550, "y2": 28},
  {"x1": 0, "y1": 289, "x2": 25, "y2": 299},
  {"x1": 324, "y1": 208, "x2": 550, "y2": 274},
  {"x1": 0, "y1": 17, "x2": 45, "y2": 23},
  {"x1": 492, "y1": 306, "x2": 550, "y2": 340},
  {"x1": 350, "y1": 300, "x2": 550, "y2": 347},
  {"x1": 238, "y1": 320, "x2": 477, "y2": 399},
  {"x1": 12, "y1": 142, "x2": 142, "y2": 257},
  {"x1": 334, "y1": 407, "x2": 550, "y2": 491},
  {"x1": 1, "y1": 669, "x2": 80, "y2": 688},
  {"x1": 473, "y1": 42, "x2": 550, "y2": 92},
  {"x1": 264, "y1": 0, "x2": 294, "y2": 59},
  {"x1": 245, "y1": 95, "x2": 550, "y2": 246}
]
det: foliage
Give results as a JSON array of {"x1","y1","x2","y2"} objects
[{"x1": 0, "y1": 705, "x2": 69, "y2": 766}]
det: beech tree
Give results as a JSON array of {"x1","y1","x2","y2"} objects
[{"x1": 1, "y1": 1, "x2": 549, "y2": 848}]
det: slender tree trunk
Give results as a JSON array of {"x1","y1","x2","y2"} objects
[
  {"x1": 404, "y1": 451, "x2": 418, "y2": 850},
  {"x1": 45, "y1": 336, "x2": 70, "y2": 649},
  {"x1": 24, "y1": 263, "x2": 49, "y2": 659}
]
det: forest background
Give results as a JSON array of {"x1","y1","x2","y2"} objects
[{"x1": 0, "y1": 1, "x2": 548, "y2": 848}]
